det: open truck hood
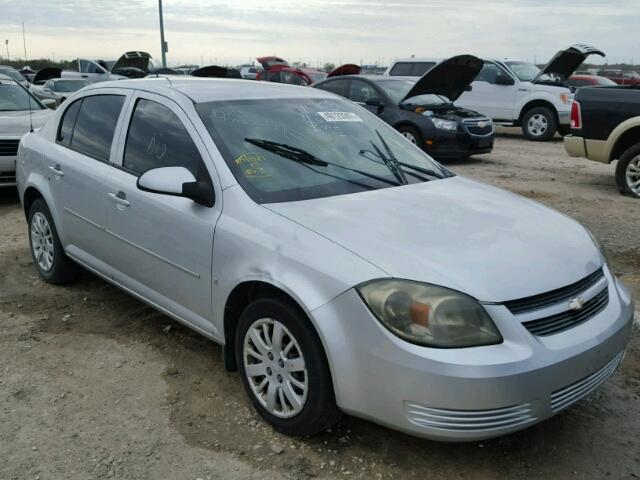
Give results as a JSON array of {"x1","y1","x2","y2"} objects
[
  {"x1": 33, "y1": 67, "x2": 61, "y2": 85},
  {"x1": 256, "y1": 56, "x2": 288, "y2": 70},
  {"x1": 111, "y1": 51, "x2": 152, "y2": 74},
  {"x1": 402, "y1": 54, "x2": 482, "y2": 103},
  {"x1": 533, "y1": 44, "x2": 604, "y2": 82}
]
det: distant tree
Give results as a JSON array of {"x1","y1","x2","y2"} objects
[{"x1": 322, "y1": 62, "x2": 336, "y2": 73}]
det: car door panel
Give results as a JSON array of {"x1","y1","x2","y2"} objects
[{"x1": 456, "y1": 62, "x2": 518, "y2": 121}]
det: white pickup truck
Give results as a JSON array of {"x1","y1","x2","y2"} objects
[
  {"x1": 386, "y1": 45, "x2": 604, "y2": 141},
  {"x1": 61, "y1": 51, "x2": 152, "y2": 83}
]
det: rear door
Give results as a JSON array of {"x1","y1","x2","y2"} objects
[
  {"x1": 47, "y1": 91, "x2": 129, "y2": 269},
  {"x1": 456, "y1": 61, "x2": 518, "y2": 120},
  {"x1": 103, "y1": 92, "x2": 222, "y2": 334}
]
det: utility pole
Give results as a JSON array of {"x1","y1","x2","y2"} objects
[
  {"x1": 158, "y1": 0, "x2": 168, "y2": 67},
  {"x1": 22, "y1": 23, "x2": 27, "y2": 63},
  {"x1": 4, "y1": 40, "x2": 8, "y2": 60}
]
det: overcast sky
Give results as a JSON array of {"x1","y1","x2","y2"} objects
[{"x1": 1, "y1": 0, "x2": 637, "y2": 67}]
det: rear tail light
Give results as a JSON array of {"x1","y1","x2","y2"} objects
[{"x1": 570, "y1": 100, "x2": 582, "y2": 129}]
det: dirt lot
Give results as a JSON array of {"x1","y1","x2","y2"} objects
[{"x1": 1, "y1": 129, "x2": 639, "y2": 480}]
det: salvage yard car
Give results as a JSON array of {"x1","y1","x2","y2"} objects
[
  {"x1": 314, "y1": 55, "x2": 494, "y2": 159},
  {"x1": 30, "y1": 78, "x2": 90, "y2": 106},
  {"x1": 564, "y1": 84, "x2": 640, "y2": 198},
  {"x1": 17, "y1": 77, "x2": 634, "y2": 441},
  {"x1": 0, "y1": 75, "x2": 53, "y2": 187}
]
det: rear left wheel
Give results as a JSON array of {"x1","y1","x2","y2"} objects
[{"x1": 235, "y1": 297, "x2": 341, "y2": 436}]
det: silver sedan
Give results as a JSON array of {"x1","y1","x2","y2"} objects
[{"x1": 16, "y1": 77, "x2": 634, "y2": 441}]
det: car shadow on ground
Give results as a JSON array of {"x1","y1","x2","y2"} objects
[{"x1": 0, "y1": 188, "x2": 20, "y2": 206}]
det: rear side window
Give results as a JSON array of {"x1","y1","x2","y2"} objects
[
  {"x1": 410, "y1": 62, "x2": 435, "y2": 76},
  {"x1": 316, "y1": 79, "x2": 348, "y2": 96},
  {"x1": 56, "y1": 99, "x2": 82, "y2": 147},
  {"x1": 67, "y1": 95, "x2": 125, "y2": 161},
  {"x1": 389, "y1": 62, "x2": 412, "y2": 76},
  {"x1": 123, "y1": 98, "x2": 206, "y2": 178},
  {"x1": 389, "y1": 62, "x2": 435, "y2": 76}
]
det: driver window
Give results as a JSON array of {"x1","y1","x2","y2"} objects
[
  {"x1": 123, "y1": 98, "x2": 209, "y2": 182},
  {"x1": 79, "y1": 60, "x2": 90, "y2": 73},
  {"x1": 348, "y1": 80, "x2": 380, "y2": 103},
  {"x1": 476, "y1": 63, "x2": 507, "y2": 85}
]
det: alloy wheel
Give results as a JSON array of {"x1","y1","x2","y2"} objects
[
  {"x1": 402, "y1": 131, "x2": 417, "y2": 144},
  {"x1": 527, "y1": 114, "x2": 548, "y2": 137},
  {"x1": 626, "y1": 155, "x2": 640, "y2": 196},
  {"x1": 30, "y1": 212, "x2": 54, "y2": 272},
  {"x1": 243, "y1": 318, "x2": 308, "y2": 418}
]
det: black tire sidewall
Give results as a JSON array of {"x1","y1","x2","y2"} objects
[
  {"x1": 522, "y1": 107, "x2": 557, "y2": 141},
  {"x1": 615, "y1": 143, "x2": 640, "y2": 198},
  {"x1": 235, "y1": 297, "x2": 339, "y2": 436},
  {"x1": 28, "y1": 198, "x2": 79, "y2": 283}
]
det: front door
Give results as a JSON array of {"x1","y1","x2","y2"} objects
[
  {"x1": 456, "y1": 61, "x2": 518, "y2": 121},
  {"x1": 103, "y1": 93, "x2": 222, "y2": 335}
]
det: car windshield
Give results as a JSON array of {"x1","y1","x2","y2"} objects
[
  {"x1": 54, "y1": 80, "x2": 89, "y2": 92},
  {"x1": 505, "y1": 61, "x2": 540, "y2": 81},
  {"x1": 0, "y1": 83, "x2": 44, "y2": 111},
  {"x1": 376, "y1": 79, "x2": 448, "y2": 106},
  {"x1": 0, "y1": 68, "x2": 26, "y2": 83},
  {"x1": 196, "y1": 97, "x2": 451, "y2": 203}
]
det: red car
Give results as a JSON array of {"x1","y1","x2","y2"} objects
[
  {"x1": 596, "y1": 69, "x2": 640, "y2": 86},
  {"x1": 255, "y1": 56, "x2": 327, "y2": 85},
  {"x1": 568, "y1": 74, "x2": 617, "y2": 88}
]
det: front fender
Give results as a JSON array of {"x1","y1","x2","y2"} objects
[{"x1": 516, "y1": 89, "x2": 567, "y2": 119}]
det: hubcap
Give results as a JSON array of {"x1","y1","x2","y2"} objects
[
  {"x1": 527, "y1": 114, "x2": 548, "y2": 136},
  {"x1": 30, "y1": 212, "x2": 55, "y2": 272},
  {"x1": 626, "y1": 155, "x2": 640, "y2": 196},
  {"x1": 402, "y1": 131, "x2": 417, "y2": 144},
  {"x1": 243, "y1": 318, "x2": 308, "y2": 418}
]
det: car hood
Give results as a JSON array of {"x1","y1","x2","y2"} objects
[
  {"x1": 403, "y1": 55, "x2": 483, "y2": 103},
  {"x1": 265, "y1": 176, "x2": 601, "y2": 303},
  {"x1": 33, "y1": 67, "x2": 61, "y2": 84},
  {"x1": 111, "y1": 51, "x2": 152, "y2": 74},
  {"x1": 256, "y1": 56, "x2": 288, "y2": 70},
  {"x1": 533, "y1": 44, "x2": 604, "y2": 82},
  {"x1": 0, "y1": 109, "x2": 52, "y2": 135}
]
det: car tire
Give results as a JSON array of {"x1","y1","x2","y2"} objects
[
  {"x1": 615, "y1": 144, "x2": 640, "y2": 199},
  {"x1": 28, "y1": 198, "x2": 81, "y2": 284},
  {"x1": 397, "y1": 125, "x2": 422, "y2": 147},
  {"x1": 522, "y1": 107, "x2": 557, "y2": 141},
  {"x1": 235, "y1": 296, "x2": 342, "y2": 437}
]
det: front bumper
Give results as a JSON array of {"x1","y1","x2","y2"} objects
[
  {"x1": 311, "y1": 270, "x2": 634, "y2": 441},
  {"x1": 421, "y1": 128, "x2": 494, "y2": 159},
  {"x1": 0, "y1": 154, "x2": 17, "y2": 188}
]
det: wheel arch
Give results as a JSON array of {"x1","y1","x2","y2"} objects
[
  {"x1": 516, "y1": 99, "x2": 558, "y2": 126},
  {"x1": 608, "y1": 122, "x2": 640, "y2": 162}
]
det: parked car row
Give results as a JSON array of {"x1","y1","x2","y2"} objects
[{"x1": 14, "y1": 76, "x2": 634, "y2": 443}]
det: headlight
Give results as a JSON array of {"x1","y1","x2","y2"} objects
[
  {"x1": 586, "y1": 228, "x2": 612, "y2": 268},
  {"x1": 431, "y1": 118, "x2": 458, "y2": 131},
  {"x1": 357, "y1": 280, "x2": 502, "y2": 348}
]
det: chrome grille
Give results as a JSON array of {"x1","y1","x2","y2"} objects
[
  {"x1": 405, "y1": 402, "x2": 536, "y2": 432},
  {"x1": 462, "y1": 118, "x2": 493, "y2": 137},
  {"x1": 505, "y1": 268, "x2": 604, "y2": 315},
  {"x1": 0, "y1": 139, "x2": 20, "y2": 156},
  {"x1": 522, "y1": 287, "x2": 609, "y2": 336},
  {"x1": 551, "y1": 351, "x2": 624, "y2": 413}
]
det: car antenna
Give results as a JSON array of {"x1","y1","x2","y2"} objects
[{"x1": 27, "y1": 82, "x2": 34, "y2": 133}]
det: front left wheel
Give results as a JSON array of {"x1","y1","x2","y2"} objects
[
  {"x1": 28, "y1": 198, "x2": 81, "y2": 284},
  {"x1": 235, "y1": 297, "x2": 341, "y2": 436}
]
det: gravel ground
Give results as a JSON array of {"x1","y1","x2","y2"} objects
[{"x1": 1, "y1": 128, "x2": 639, "y2": 480}]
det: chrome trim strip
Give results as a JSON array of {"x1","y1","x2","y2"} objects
[
  {"x1": 105, "y1": 228, "x2": 200, "y2": 279},
  {"x1": 64, "y1": 207, "x2": 104, "y2": 230}
]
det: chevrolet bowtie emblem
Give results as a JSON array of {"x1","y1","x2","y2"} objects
[
  {"x1": 568, "y1": 297, "x2": 586, "y2": 311},
  {"x1": 478, "y1": 121, "x2": 486, "y2": 128}
]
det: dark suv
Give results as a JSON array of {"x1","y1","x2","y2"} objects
[{"x1": 313, "y1": 55, "x2": 494, "y2": 160}]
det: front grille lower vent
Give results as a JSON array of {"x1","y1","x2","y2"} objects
[
  {"x1": 0, "y1": 139, "x2": 20, "y2": 157},
  {"x1": 522, "y1": 287, "x2": 609, "y2": 336},
  {"x1": 505, "y1": 268, "x2": 604, "y2": 315}
]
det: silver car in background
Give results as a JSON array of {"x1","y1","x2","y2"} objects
[
  {"x1": 16, "y1": 77, "x2": 634, "y2": 441},
  {"x1": 30, "y1": 78, "x2": 90, "y2": 106}
]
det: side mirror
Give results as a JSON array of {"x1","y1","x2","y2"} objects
[
  {"x1": 495, "y1": 74, "x2": 515, "y2": 86},
  {"x1": 365, "y1": 98, "x2": 384, "y2": 113},
  {"x1": 42, "y1": 99, "x2": 57, "y2": 109},
  {"x1": 137, "y1": 166, "x2": 214, "y2": 207},
  {"x1": 464, "y1": 84, "x2": 473, "y2": 91}
]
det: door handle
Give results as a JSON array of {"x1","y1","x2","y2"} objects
[
  {"x1": 107, "y1": 191, "x2": 130, "y2": 207},
  {"x1": 48, "y1": 164, "x2": 64, "y2": 177}
]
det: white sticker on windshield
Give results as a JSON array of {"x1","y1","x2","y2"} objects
[{"x1": 317, "y1": 111, "x2": 363, "y2": 122}]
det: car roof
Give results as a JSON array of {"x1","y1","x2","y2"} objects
[
  {"x1": 321, "y1": 74, "x2": 415, "y2": 82},
  {"x1": 83, "y1": 76, "x2": 336, "y2": 102},
  {"x1": 390, "y1": 58, "x2": 439, "y2": 63}
]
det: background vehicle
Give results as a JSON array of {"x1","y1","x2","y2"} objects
[
  {"x1": 62, "y1": 51, "x2": 153, "y2": 82},
  {"x1": 568, "y1": 75, "x2": 617, "y2": 88},
  {"x1": 239, "y1": 65, "x2": 263, "y2": 80},
  {"x1": 597, "y1": 69, "x2": 640, "y2": 86},
  {"x1": 455, "y1": 45, "x2": 604, "y2": 140},
  {"x1": 30, "y1": 78, "x2": 90, "y2": 106},
  {"x1": 384, "y1": 57, "x2": 439, "y2": 77},
  {"x1": 564, "y1": 85, "x2": 640, "y2": 198},
  {"x1": 314, "y1": 55, "x2": 494, "y2": 159},
  {"x1": 255, "y1": 56, "x2": 327, "y2": 85},
  {"x1": 0, "y1": 75, "x2": 53, "y2": 187},
  {"x1": 0, "y1": 65, "x2": 30, "y2": 88}
]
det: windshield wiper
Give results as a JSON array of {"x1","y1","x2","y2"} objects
[
  {"x1": 372, "y1": 130, "x2": 407, "y2": 185},
  {"x1": 245, "y1": 138, "x2": 401, "y2": 187}
]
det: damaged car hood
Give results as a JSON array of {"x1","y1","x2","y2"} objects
[
  {"x1": 265, "y1": 176, "x2": 601, "y2": 303},
  {"x1": 111, "y1": 51, "x2": 152, "y2": 74},
  {"x1": 403, "y1": 54, "x2": 483, "y2": 103},
  {"x1": 533, "y1": 44, "x2": 604, "y2": 82}
]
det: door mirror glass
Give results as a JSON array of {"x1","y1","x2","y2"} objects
[
  {"x1": 495, "y1": 74, "x2": 515, "y2": 86},
  {"x1": 137, "y1": 166, "x2": 214, "y2": 207}
]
